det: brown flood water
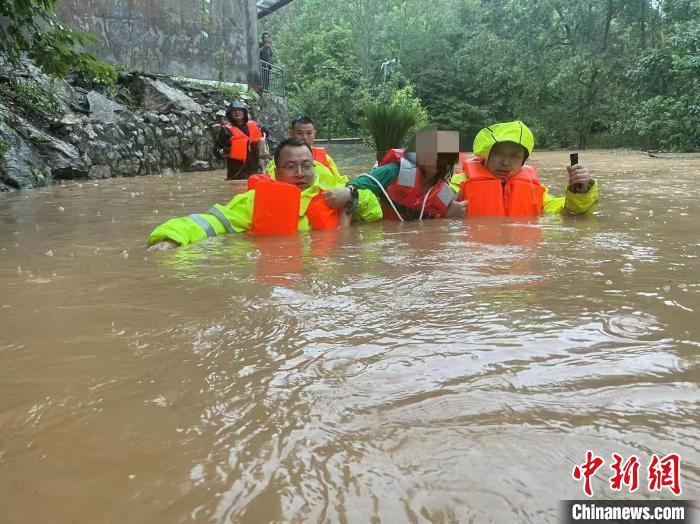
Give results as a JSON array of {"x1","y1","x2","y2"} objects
[{"x1": 1, "y1": 149, "x2": 698, "y2": 523}]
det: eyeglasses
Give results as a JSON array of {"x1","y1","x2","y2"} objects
[{"x1": 279, "y1": 161, "x2": 315, "y2": 174}]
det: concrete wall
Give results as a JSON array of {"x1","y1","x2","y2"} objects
[{"x1": 56, "y1": 0, "x2": 256, "y2": 83}]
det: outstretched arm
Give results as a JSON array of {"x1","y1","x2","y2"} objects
[{"x1": 147, "y1": 191, "x2": 256, "y2": 249}]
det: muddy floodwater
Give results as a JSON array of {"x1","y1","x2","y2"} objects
[{"x1": 1, "y1": 149, "x2": 698, "y2": 523}]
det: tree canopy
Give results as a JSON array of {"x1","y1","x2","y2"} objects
[
  {"x1": 263, "y1": 0, "x2": 700, "y2": 151},
  {"x1": 0, "y1": 0, "x2": 115, "y2": 84}
]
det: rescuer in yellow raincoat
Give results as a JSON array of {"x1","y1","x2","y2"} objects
[
  {"x1": 450, "y1": 121, "x2": 599, "y2": 216},
  {"x1": 147, "y1": 139, "x2": 382, "y2": 250}
]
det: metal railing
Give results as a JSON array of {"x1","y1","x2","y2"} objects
[{"x1": 260, "y1": 60, "x2": 284, "y2": 96}]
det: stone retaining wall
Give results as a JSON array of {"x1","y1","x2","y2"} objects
[{"x1": 0, "y1": 61, "x2": 289, "y2": 192}]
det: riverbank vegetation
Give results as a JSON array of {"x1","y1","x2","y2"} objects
[
  {"x1": 263, "y1": 0, "x2": 699, "y2": 151},
  {"x1": 0, "y1": 0, "x2": 116, "y2": 86}
]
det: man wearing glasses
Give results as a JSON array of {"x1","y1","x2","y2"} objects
[
  {"x1": 147, "y1": 139, "x2": 382, "y2": 250},
  {"x1": 265, "y1": 116, "x2": 345, "y2": 189}
]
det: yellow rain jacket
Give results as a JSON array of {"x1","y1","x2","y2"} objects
[
  {"x1": 148, "y1": 177, "x2": 381, "y2": 247},
  {"x1": 312, "y1": 149, "x2": 343, "y2": 182},
  {"x1": 452, "y1": 121, "x2": 599, "y2": 215},
  {"x1": 449, "y1": 169, "x2": 599, "y2": 215}
]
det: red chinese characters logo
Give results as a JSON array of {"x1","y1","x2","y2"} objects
[
  {"x1": 648, "y1": 453, "x2": 682, "y2": 496},
  {"x1": 610, "y1": 453, "x2": 640, "y2": 492},
  {"x1": 572, "y1": 452, "x2": 682, "y2": 497},
  {"x1": 572, "y1": 450, "x2": 604, "y2": 497}
]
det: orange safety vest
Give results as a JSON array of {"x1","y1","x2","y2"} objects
[
  {"x1": 379, "y1": 149, "x2": 455, "y2": 219},
  {"x1": 250, "y1": 181, "x2": 339, "y2": 235},
  {"x1": 460, "y1": 160, "x2": 545, "y2": 217},
  {"x1": 224, "y1": 121, "x2": 263, "y2": 162},
  {"x1": 311, "y1": 146, "x2": 331, "y2": 170}
]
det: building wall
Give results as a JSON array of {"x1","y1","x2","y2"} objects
[{"x1": 56, "y1": 0, "x2": 255, "y2": 82}]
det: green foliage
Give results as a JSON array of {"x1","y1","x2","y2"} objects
[
  {"x1": 0, "y1": 0, "x2": 116, "y2": 85},
  {"x1": 216, "y1": 83, "x2": 244, "y2": 100},
  {"x1": 265, "y1": 0, "x2": 700, "y2": 151},
  {"x1": 354, "y1": 73, "x2": 429, "y2": 151},
  {"x1": 269, "y1": 16, "x2": 363, "y2": 137},
  {"x1": 620, "y1": 95, "x2": 700, "y2": 151},
  {"x1": 363, "y1": 102, "x2": 417, "y2": 161},
  {"x1": 357, "y1": 74, "x2": 428, "y2": 127},
  {"x1": 201, "y1": 0, "x2": 212, "y2": 24},
  {"x1": 108, "y1": 84, "x2": 137, "y2": 108},
  {"x1": 170, "y1": 76, "x2": 246, "y2": 110},
  {"x1": 0, "y1": 77, "x2": 62, "y2": 120},
  {"x1": 174, "y1": 77, "x2": 244, "y2": 101},
  {"x1": 617, "y1": 18, "x2": 700, "y2": 150},
  {"x1": 0, "y1": 138, "x2": 9, "y2": 159}
]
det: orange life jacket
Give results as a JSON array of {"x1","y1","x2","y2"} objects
[
  {"x1": 250, "y1": 181, "x2": 339, "y2": 235},
  {"x1": 247, "y1": 173, "x2": 272, "y2": 190},
  {"x1": 311, "y1": 146, "x2": 331, "y2": 170},
  {"x1": 379, "y1": 148, "x2": 404, "y2": 166},
  {"x1": 454, "y1": 152, "x2": 471, "y2": 174},
  {"x1": 379, "y1": 149, "x2": 455, "y2": 219},
  {"x1": 224, "y1": 121, "x2": 263, "y2": 162},
  {"x1": 305, "y1": 191, "x2": 340, "y2": 230},
  {"x1": 460, "y1": 160, "x2": 545, "y2": 217}
]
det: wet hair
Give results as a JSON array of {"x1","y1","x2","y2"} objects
[
  {"x1": 435, "y1": 152, "x2": 460, "y2": 180},
  {"x1": 274, "y1": 138, "x2": 313, "y2": 165},
  {"x1": 291, "y1": 115, "x2": 315, "y2": 129}
]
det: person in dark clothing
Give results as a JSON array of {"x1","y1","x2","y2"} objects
[
  {"x1": 214, "y1": 101, "x2": 263, "y2": 180},
  {"x1": 259, "y1": 32, "x2": 273, "y2": 91},
  {"x1": 259, "y1": 32, "x2": 273, "y2": 63}
]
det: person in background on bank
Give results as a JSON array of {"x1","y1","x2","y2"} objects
[
  {"x1": 147, "y1": 139, "x2": 382, "y2": 250},
  {"x1": 214, "y1": 101, "x2": 263, "y2": 180},
  {"x1": 259, "y1": 32, "x2": 273, "y2": 91},
  {"x1": 450, "y1": 121, "x2": 598, "y2": 216},
  {"x1": 266, "y1": 115, "x2": 346, "y2": 188},
  {"x1": 259, "y1": 32, "x2": 273, "y2": 63},
  {"x1": 322, "y1": 129, "x2": 467, "y2": 221}
]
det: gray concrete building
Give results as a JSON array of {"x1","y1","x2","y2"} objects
[{"x1": 56, "y1": 0, "x2": 285, "y2": 84}]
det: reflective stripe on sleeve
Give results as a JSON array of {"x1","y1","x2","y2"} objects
[
  {"x1": 187, "y1": 214, "x2": 216, "y2": 237},
  {"x1": 207, "y1": 206, "x2": 235, "y2": 233}
]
